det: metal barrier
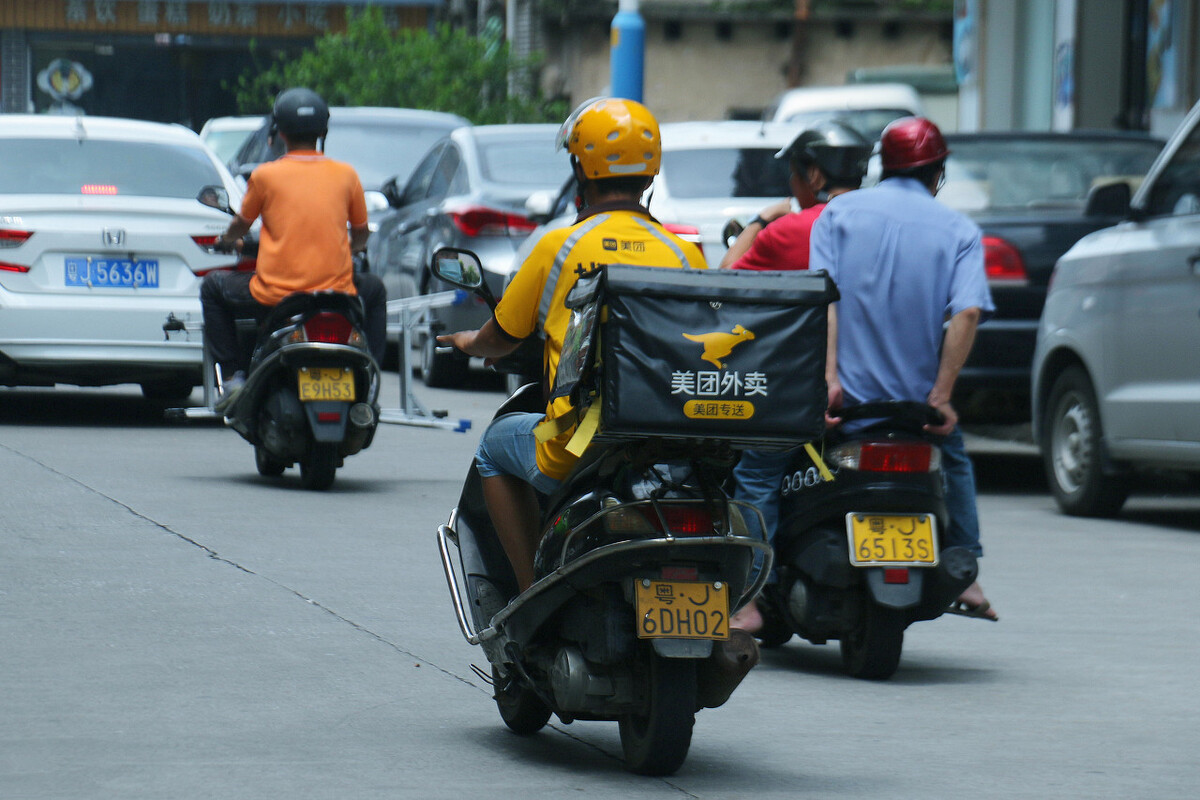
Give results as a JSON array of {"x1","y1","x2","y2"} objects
[
  {"x1": 163, "y1": 291, "x2": 472, "y2": 433},
  {"x1": 381, "y1": 291, "x2": 471, "y2": 433}
]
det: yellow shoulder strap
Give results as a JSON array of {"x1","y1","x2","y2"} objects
[
  {"x1": 804, "y1": 442, "x2": 835, "y2": 482},
  {"x1": 565, "y1": 402, "x2": 603, "y2": 457}
]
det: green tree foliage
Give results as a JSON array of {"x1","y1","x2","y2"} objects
[{"x1": 234, "y1": 9, "x2": 568, "y2": 124}]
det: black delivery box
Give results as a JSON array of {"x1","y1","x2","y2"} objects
[{"x1": 588, "y1": 264, "x2": 837, "y2": 449}]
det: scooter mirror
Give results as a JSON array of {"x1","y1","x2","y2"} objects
[
  {"x1": 197, "y1": 185, "x2": 233, "y2": 215},
  {"x1": 722, "y1": 218, "x2": 744, "y2": 248},
  {"x1": 432, "y1": 247, "x2": 485, "y2": 290}
]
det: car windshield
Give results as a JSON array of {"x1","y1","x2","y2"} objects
[
  {"x1": 478, "y1": 138, "x2": 568, "y2": 187},
  {"x1": 0, "y1": 138, "x2": 222, "y2": 197},
  {"x1": 941, "y1": 137, "x2": 1163, "y2": 212},
  {"x1": 661, "y1": 147, "x2": 791, "y2": 199},
  {"x1": 782, "y1": 108, "x2": 912, "y2": 141},
  {"x1": 322, "y1": 120, "x2": 458, "y2": 190},
  {"x1": 203, "y1": 128, "x2": 257, "y2": 164}
]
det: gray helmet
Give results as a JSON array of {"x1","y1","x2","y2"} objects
[
  {"x1": 776, "y1": 119, "x2": 872, "y2": 184},
  {"x1": 271, "y1": 87, "x2": 329, "y2": 139}
]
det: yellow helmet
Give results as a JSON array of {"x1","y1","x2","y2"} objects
[{"x1": 557, "y1": 97, "x2": 661, "y2": 179}]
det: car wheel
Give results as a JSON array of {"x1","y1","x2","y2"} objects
[{"x1": 1040, "y1": 365, "x2": 1129, "y2": 517}]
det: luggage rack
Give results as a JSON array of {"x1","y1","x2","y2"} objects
[{"x1": 162, "y1": 291, "x2": 471, "y2": 433}]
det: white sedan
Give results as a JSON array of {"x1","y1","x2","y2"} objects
[{"x1": 0, "y1": 114, "x2": 246, "y2": 400}]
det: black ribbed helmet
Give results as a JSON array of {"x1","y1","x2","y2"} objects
[
  {"x1": 776, "y1": 119, "x2": 872, "y2": 184},
  {"x1": 271, "y1": 87, "x2": 329, "y2": 138}
]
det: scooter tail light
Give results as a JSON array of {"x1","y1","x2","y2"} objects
[
  {"x1": 603, "y1": 504, "x2": 716, "y2": 536},
  {"x1": 303, "y1": 312, "x2": 355, "y2": 344},
  {"x1": 829, "y1": 441, "x2": 940, "y2": 472}
]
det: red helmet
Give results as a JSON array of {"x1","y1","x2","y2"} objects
[{"x1": 880, "y1": 116, "x2": 950, "y2": 171}]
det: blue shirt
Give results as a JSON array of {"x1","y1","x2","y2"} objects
[{"x1": 809, "y1": 177, "x2": 994, "y2": 405}]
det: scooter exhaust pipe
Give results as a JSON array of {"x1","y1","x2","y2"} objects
[
  {"x1": 696, "y1": 628, "x2": 759, "y2": 709},
  {"x1": 349, "y1": 402, "x2": 375, "y2": 428}
]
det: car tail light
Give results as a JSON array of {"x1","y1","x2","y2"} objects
[
  {"x1": 0, "y1": 229, "x2": 33, "y2": 248},
  {"x1": 297, "y1": 312, "x2": 354, "y2": 345},
  {"x1": 983, "y1": 235, "x2": 1028, "y2": 284},
  {"x1": 829, "y1": 440, "x2": 940, "y2": 472},
  {"x1": 449, "y1": 207, "x2": 538, "y2": 237},
  {"x1": 191, "y1": 235, "x2": 256, "y2": 276},
  {"x1": 0, "y1": 261, "x2": 30, "y2": 273},
  {"x1": 665, "y1": 223, "x2": 705, "y2": 258}
]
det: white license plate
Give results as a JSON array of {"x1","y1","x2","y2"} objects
[{"x1": 65, "y1": 257, "x2": 159, "y2": 288}]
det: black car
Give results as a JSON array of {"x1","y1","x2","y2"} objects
[{"x1": 938, "y1": 131, "x2": 1164, "y2": 421}]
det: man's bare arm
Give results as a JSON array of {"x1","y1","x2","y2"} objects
[
  {"x1": 438, "y1": 317, "x2": 521, "y2": 361},
  {"x1": 926, "y1": 306, "x2": 981, "y2": 435}
]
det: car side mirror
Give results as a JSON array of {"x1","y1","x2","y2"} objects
[
  {"x1": 1084, "y1": 180, "x2": 1132, "y2": 218},
  {"x1": 364, "y1": 190, "x2": 389, "y2": 213},
  {"x1": 236, "y1": 162, "x2": 259, "y2": 180},
  {"x1": 524, "y1": 189, "x2": 556, "y2": 224}
]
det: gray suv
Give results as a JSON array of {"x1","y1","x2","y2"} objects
[{"x1": 1031, "y1": 99, "x2": 1200, "y2": 516}]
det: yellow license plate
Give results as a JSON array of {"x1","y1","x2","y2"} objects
[
  {"x1": 297, "y1": 366, "x2": 356, "y2": 402},
  {"x1": 847, "y1": 513, "x2": 939, "y2": 566},
  {"x1": 634, "y1": 580, "x2": 729, "y2": 640}
]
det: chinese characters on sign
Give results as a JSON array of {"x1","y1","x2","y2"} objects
[
  {"x1": 670, "y1": 370, "x2": 768, "y2": 398},
  {"x1": 65, "y1": 1, "x2": 339, "y2": 31}
]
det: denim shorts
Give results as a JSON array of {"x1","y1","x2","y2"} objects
[{"x1": 474, "y1": 412, "x2": 563, "y2": 496}]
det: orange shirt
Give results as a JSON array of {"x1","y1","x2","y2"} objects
[{"x1": 239, "y1": 151, "x2": 366, "y2": 305}]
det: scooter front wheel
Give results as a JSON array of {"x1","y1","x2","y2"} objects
[
  {"x1": 300, "y1": 443, "x2": 338, "y2": 490},
  {"x1": 255, "y1": 445, "x2": 286, "y2": 477},
  {"x1": 619, "y1": 654, "x2": 696, "y2": 776},
  {"x1": 839, "y1": 601, "x2": 905, "y2": 680},
  {"x1": 492, "y1": 667, "x2": 551, "y2": 735}
]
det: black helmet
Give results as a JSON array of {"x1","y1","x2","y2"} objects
[
  {"x1": 776, "y1": 119, "x2": 872, "y2": 184},
  {"x1": 271, "y1": 87, "x2": 329, "y2": 138}
]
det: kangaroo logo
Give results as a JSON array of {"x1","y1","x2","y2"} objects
[{"x1": 682, "y1": 325, "x2": 755, "y2": 368}]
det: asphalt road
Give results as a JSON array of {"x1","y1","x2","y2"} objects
[{"x1": 2, "y1": 372, "x2": 1198, "y2": 799}]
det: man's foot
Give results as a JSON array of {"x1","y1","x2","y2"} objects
[
  {"x1": 730, "y1": 597, "x2": 764, "y2": 634},
  {"x1": 214, "y1": 371, "x2": 246, "y2": 413},
  {"x1": 948, "y1": 580, "x2": 999, "y2": 621}
]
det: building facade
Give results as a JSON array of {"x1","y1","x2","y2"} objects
[{"x1": 0, "y1": 0, "x2": 436, "y2": 127}]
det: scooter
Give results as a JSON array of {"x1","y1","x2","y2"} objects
[
  {"x1": 221, "y1": 291, "x2": 380, "y2": 490},
  {"x1": 193, "y1": 185, "x2": 381, "y2": 489},
  {"x1": 432, "y1": 249, "x2": 772, "y2": 776},
  {"x1": 755, "y1": 402, "x2": 979, "y2": 680}
]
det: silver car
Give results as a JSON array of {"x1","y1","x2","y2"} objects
[
  {"x1": 0, "y1": 115, "x2": 245, "y2": 400},
  {"x1": 1031, "y1": 98, "x2": 1200, "y2": 516},
  {"x1": 367, "y1": 123, "x2": 568, "y2": 386}
]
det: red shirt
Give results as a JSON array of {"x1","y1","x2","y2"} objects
[{"x1": 731, "y1": 203, "x2": 826, "y2": 271}]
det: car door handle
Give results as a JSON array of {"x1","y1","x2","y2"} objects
[
  {"x1": 1190, "y1": 250, "x2": 1200, "y2": 275},
  {"x1": 397, "y1": 219, "x2": 426, "y2": 236}
]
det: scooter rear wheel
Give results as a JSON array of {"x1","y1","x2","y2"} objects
[
  {"x1": 492, "y1": 667, "x2": 551, "y2": 735},
  {"x1": 300, "y1": 443, "x2": 338, "y2": 490},
  {"x1": 619, "y1": 654, "x2": 696, "y2": 776},
  {"x1": 839, "y1": 602, "x2": 905, "y2": 680}
]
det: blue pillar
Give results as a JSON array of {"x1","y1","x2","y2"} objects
[{"x1": 610, "y1": 0, "x2": 645, "y2": 102}]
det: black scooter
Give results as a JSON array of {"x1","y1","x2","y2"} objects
[
  {"x1": 191, "y1": 185, "x2": 381, "y2": 489},
  {"x1": 755, "y1": 402, "x2": 978, "y2": 680},
  {"x1": 432, "y1": 249, "x2": 769, "y2": 776},
  {"x1": 222, "y1": 291, "x2": 380, "y2": 489}
]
